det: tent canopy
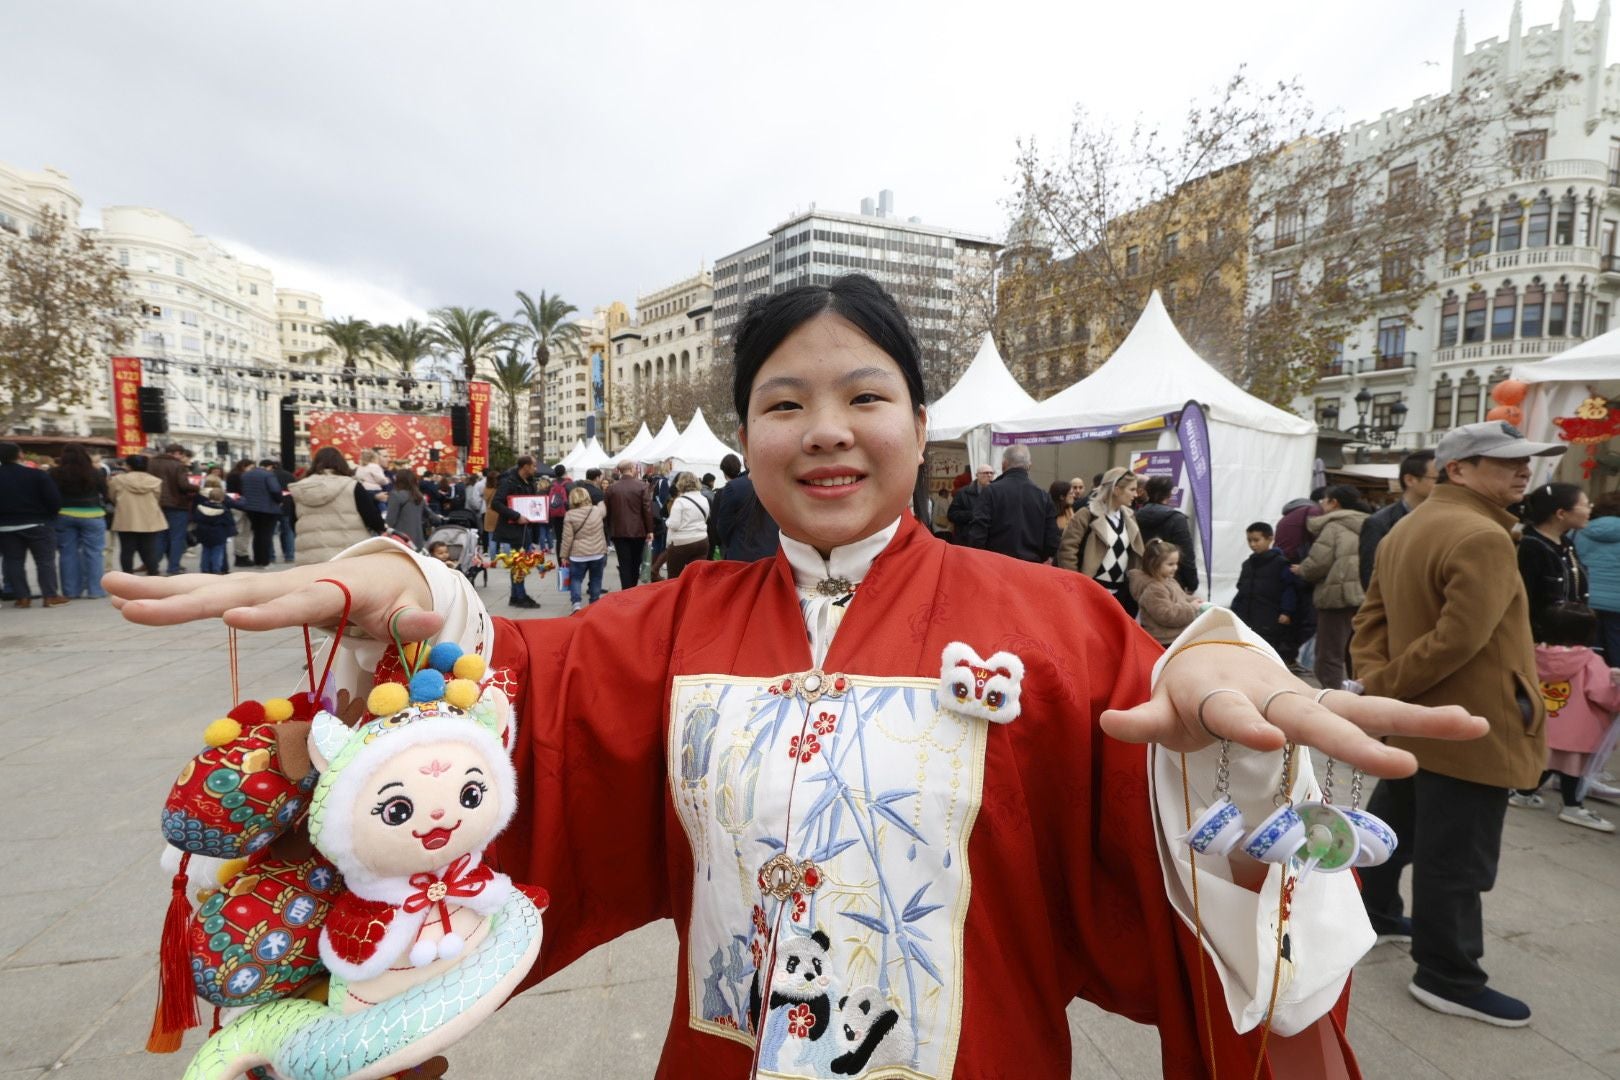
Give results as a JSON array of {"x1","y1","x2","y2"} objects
[
  {"x1": 927, "y1": 332, "x2": 1036, "y2": 441},
  {"x1": 638, "y1": 416, "x2": 681, "y2": 463},
  {"x1": 1511, "y1": 330, "x2": 1620, "y2": 482},
  {"x1": 609, "y1": 422, "x2": 654, "y2": 466},
  {"x1": 572, "y1": 437, "x2": 612, "y2": 472},
  {"x1": 556, "y1": 439, "x2": 586, "y2": 469},
  {"x1": 664, "y1": 408, "x2": 741, "y2": 478},
  {"x1": 1513, "y1": 327, "x2": 1620, "y2": 384}
]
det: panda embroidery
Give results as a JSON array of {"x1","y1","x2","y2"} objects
[
  {"x1": 754, "y1": 929, "x2": 840, "y2": 1073},
  {"x1": 831, "y1": 985, "x2": 914, "y2": 1076}
]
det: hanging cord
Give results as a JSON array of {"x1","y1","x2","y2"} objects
[
  {"x1": 1179, "y1": 753, "x2": 1220, "y2": 1077},
  {"x1": 1249, "y1": 746, "x2": 1297, "y2": 1080},
  {"x1": 300, "y1": 579, "x2": 354, "y2": 703},
  {"x1": 227, "y1": 627, "x2": 240, "y2": 704},
  {"x1": 388, "y1": 605, "x2": 429, "y2": 678}
]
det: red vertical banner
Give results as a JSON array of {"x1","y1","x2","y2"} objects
[
  {"x1": 110, "y1": 357, "x2": 145, "y2": 456},
  {"x1": 465, "y1": 382, "x2": 492, "y2": 472}
]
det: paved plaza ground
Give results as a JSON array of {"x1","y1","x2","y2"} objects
[{"x1": 2, "y1": 560, "x2": 1618, "y2": 1078}]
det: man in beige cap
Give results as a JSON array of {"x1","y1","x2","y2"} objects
[{"x1": 1352, "y1": 420, "x2": 1566, "y2": 1028}]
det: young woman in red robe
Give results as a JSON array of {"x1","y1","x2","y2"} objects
[{"x1": 111, "y1": 274, "x2": 1483, "y2": 1078}]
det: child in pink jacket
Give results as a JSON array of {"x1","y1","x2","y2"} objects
[{"x1": 1517, "y1": 602, "x2": 1620, "y2": 832}]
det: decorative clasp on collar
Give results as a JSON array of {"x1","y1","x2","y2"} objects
[
  {"x1": 814, "y1": 576, "x2": 855, "y2": 598},
  {"x1": 756, "y1": 852, "x2": 823, "y2": 902},
  {"x1": 765, "y1": 669, "x2": 849, "y2": 705}
]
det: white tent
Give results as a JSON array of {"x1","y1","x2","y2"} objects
[
  {"x1": 638, "y1": 416, "x2": 682, "y2": 463},
  {"x1": 993, "y1": 292, "x2": 1316, "y2": 603},
  {"x1": 556, "y1": 440, "x2": 586, "y2": 470},
  {"x1": 664, "y1": 408, "x2": 741, "y2": 481},
  {"x1": 572, "y1": 437, "x2": 612, "y2": 472},
  {"x1": 1514, "y1": 329, "x2": 1620, "y2": 481},
  {"x1": 608, "y1": 422, "x2": 654, "y2": 467},
  {"x1": 928, "y1": 332, "x2": 1037, "y2": 443}
]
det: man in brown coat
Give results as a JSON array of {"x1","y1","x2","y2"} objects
[
  {"x1": 1351, "y1": 420, "x2": 1565, "y2": 1028},
  {"x1": 147, "y1": 443, "x2": 197, "y2": 574},
  {"x1": 604, "y1": 461, "x2": 655, "y2": 592}
]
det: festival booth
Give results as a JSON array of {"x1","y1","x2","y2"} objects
[
  {"x1": 1513, "y1": 329, "x2": 1620, "y2": 484},
  {"x1": 924, "y1": 333, "x2": 1037, "y2": 528},
  {"x1": 608, "y1": 422, "x2": 654, "y2": 468},
  {"x1": 992, "y1": 292, "x2": 1316, "y2": 604},
  {"x1": 637, "y1": 416, "x2": 682, "y2": 465},
  {"x1": 555, "y1": 439, "x2": 586, "y2": 471},
  {"x1": 662, "y1": 408, "x2": 741, "y2": 484},
  {"x1": 571, "y1": 437, "x2": 612, "y2": 473}
]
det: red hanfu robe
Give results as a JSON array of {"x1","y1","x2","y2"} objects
[{"x1": 491, "y1": 516, "x2": 1356, "y2": 1078}]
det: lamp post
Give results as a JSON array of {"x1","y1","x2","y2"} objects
[{"x1": 1321, "y1": 388, "x2": 1407, "y2": 464}]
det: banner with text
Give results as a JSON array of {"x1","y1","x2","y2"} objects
[
  {"x1": 306, "y1": 411, "x2": 453, "y2": 473},
  {"x1": 1127, "y1": 449, "x2": 1186, "y2": 508},
  {"x1": 1175, "y1": 400, "x2": 1214, "y2": 597},
  {"x1": 110, "y1": 357, "x2": 145, "y2": 456},
  {"x1": 466, "y1": 382, "x2": 492, "y2": 472},
  {"x1": 990, "y1": 413, "x2": 1172, "y2": 446}
]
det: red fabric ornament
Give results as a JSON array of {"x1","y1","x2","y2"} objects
[
  {"x1": 227, "y1": 700, "x2": 267, "y2": 725},
  {"x1": 189, "y1": 850, "x2": 342, "y2": 1007}
]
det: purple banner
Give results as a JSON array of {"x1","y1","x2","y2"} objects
[
  {"x1": 1128, "y1": 449, "x2": 1185, "y2": 508},
  {"x1": 1175, "y1": 400, "x2": 1214, "y2": 599},
  {"x1": 990, "y1": 413, "x2": 1173, "y2": 446}
]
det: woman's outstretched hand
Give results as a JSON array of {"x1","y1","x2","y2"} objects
[
  {"x1": 1099, "y1": 643, "x2": 1488, "y2": 778},
  {"x1": 104, "y1": 551, "x2": 440, "y2": 642}
]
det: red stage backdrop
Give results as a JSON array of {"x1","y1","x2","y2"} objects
[
  {"x1": 466, "y1": 382, "x2": 492, "y2": 472},
  {"x1": 110, "y1": 357, "x2": 145, "y2": 456},
  {"x1": 305, "y1": 411, "x2": 452, "y2": 473}
]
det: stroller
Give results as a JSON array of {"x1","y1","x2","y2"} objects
[{"x1": 425, "y1": 523, "x2": 487, "y2": 586}]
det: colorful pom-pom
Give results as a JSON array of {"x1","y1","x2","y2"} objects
[
  {"x1": 452, "y1": 654, "x2": 487, "y2": 682},
  {"x1": 427, "y1": 642, "x2": 464, "y2": 674},
  {"x1": 444, "y1": 678, "x2": 480, "y2": 709},
  {"x1": 400, "y1": 641, "x2": 424, "y2": 666},
  {"x1": 367, "y1": 682, "x2": 411, "y2": 717},
  {"x1": 263, "y1": 698, "x2": 294, "y2": 723},
  {"x1": 286, "y1": 692, "x2": 320, "y2": 723},
  {"x1": 408, "y1": 669, "x2": 446, "y2": 703},
  {"x1": 202, "y1": 718, "x2": 242, "y2": 748},
  {"x1": 227, "y1": 700, "x2": 266, "y2": 725},
  {"x1": 216, "y1": 858, "x2": 248, "y2": 885}
]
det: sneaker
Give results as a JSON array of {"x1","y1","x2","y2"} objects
[
  {"x1": 1586, "y1": 778, "x2": 1620, "y2": 805},
  {"x1": 1557, "y1": 805, "x2": 1615, "y2": 832},
  {"x1": 1508, "y1": 792, "x2": 1544, "y2": 809},
  {"x1": 570, "y1": 602, "x2": 583, "y2": 613},
  {"x1": 1371, "y1": 916, "x2": 1413, "y2": 945},
  {"x1": 508, "y1": 596, "x2": 539, "y2": 609},
  {"x1": 1408, "y1": 982, "x2": 1531, "y2": 1027}
]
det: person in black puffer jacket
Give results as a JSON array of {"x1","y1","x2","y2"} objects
[
  {"x1": 1518, "y1": 481, "x2": 1591, "y2": 642},
  {"x1": 1231, "y1": 521, "x2": 1298, "y2": 655},
  {"x1": 1135, "y1": 475, "x2": 1198, "y2": 593}
]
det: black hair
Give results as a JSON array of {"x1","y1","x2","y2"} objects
[
  {"x1": 731, "y1": 272, "x2": 930, "y2": 522},
  {"x1": 1398, "y1": 449, "x2": 1436, "y2": 490},
  {"x1": 1541, "y1": 601, "x2": 1598, "y2": 647},
  {"x1": 1523, "y1": 481, "x2": 1585, "y2": 525},
  {"x1": 0, "y1": 442, "x2": 19, "y2": 464},
  {"x1": 50, "y1": 445, "x2": 101, "y2": 498},
  {"x1": 585, "y1": 468, "x2": 601, "y2": 482},
  {"x1": 701, "y1": 472, "x2": 715, "y2": 486},
  {"x1": 1246, "y1": 521, "x2": 1274, "y2": 537},
  {"x1": 720, "y1": 453, "x2": 742, "y2": 479},
  {"x1": 1048, "y1": 480, "x2": 1071, "y2": 512},
  {"x1": 1323, "y1": 484, "x2": 1368, "y2": 512},
  {"x1": 1144, "y1": 476, "x2": 1174, "y2": 503},
  {"x1": 125, "y1": 454, "x2": 150, "y2": 472},
  {"x1": 1309, "y1": 485, "x2": 1328, "y2": 501},
  {"x1": 552, "y1": 463, "x2": 566, "y2": 479},
  {"x1": 731, "y1": 274, "x2": 926, "y2": 424}
]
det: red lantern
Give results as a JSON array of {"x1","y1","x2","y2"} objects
[
  {"x1": 1492, "y1": 379, "x2": 1528, "y2": 407},
  {"x1": 1486, "y1": 404, "x2": 1524, "y2": 426}
]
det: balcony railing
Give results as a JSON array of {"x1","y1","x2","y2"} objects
[
  {"x1": 1441, "y1": 245, "x2": 1599, "y2": 281},
  {"x1": 1603, "y1": 254, "x2": 1620, "y2": 273},
  {"x1": 1359, "y1": 352, "x2": 1417, "y2": 373}
]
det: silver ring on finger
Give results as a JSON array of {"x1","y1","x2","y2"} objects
[
  {"x1": 1197, "y1": 687, "x2": 1247, "y2": 739},
  {"x1": 1314, "y1": 687, "x2": 1343, "y2": 706},
  {"x1": 1260, "y1": 688, "x2": 1306, "y2": 723}
]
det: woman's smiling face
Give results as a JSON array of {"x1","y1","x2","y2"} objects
[{"x1": 739, "y1": 312, "x2": 926, "y2": 555}]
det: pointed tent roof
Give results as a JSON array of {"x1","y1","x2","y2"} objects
[
  {"x1": 927, "y1": 332, "x2": 1037, "y2": 441},
  {"x1": 556, "y1": 439, "x2": 586, "y2": 469},
  {"x1": 995, "y1": 292, "x2": 1315, "y2": 436},
  {"x1": 609, "y1": 422, "x2": 654, "y2": 466},
  {"x1": 638, "y1": 416, "x2": 682, "y2": 462},
  {"x1": 1512, "y1": 325, "x2": 1620, "y2": 383},
  {"x1": 572, "y1": 437, "x2": 612, "y2": 471},
  {"x1": 664, "y1": 408, "x2": 741, "y2": 471}
]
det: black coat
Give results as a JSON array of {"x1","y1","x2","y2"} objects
[
  {"x1": 1135, "y1": 501, "x2": 1199, "y2": 593},
  {"x1": 1518, "y1": 528, "x2": 1588, "y2": 641},
  {"x1": 1358, "y1": 497, "x2": 1412, "y2": 589},
  {"x1": 0, "y1": 463, "x2": 60, "y2": 527},
  {"x1": 946, "y1": 484, "x2": 984, "y2": 534},
  {"x1": 709, "y1": 472, "x2": 779, "y2": 562},
  {"x1": 1231, "y1": 548, "x2": 1296, "y2": 645},
  {"x1": 963, "y1": 468, "x2": 1060, "y2": 562},
  {"x1": 491, "y1": 468, "x2": 537, "y2": 545}
]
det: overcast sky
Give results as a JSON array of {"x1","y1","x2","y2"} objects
[{"x1": 6, "y1": 0, "x2": 1596, "y2": 325}]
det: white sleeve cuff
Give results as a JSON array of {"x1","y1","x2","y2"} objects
[{"x1": 1145, "y1": 607, "x2": 1373, "y2": 1035}]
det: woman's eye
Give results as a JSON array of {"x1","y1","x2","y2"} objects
[
  {"x1": 764, "y1": 400, "x2": 800, "y2": 413},
  {"x1": 459, "y1": 781, "x2": 486, "y2": 809},
  {"x1": 374, "y1": 796, "x2": 414, "y2": 826},
  {"x1": 851, "y1": 392, "x2": 883, "y2": 405}
]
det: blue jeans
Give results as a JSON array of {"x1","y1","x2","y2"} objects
[
  {"x1": 567, "y1": 558, "x2": 605, "y2": 606},
  {"x1": 498, "y1": 539, "x2": 531, "y2": 599},
  {"x1": 162, "y1": 507, "x2": 191, "y2": 572},
  {"x1": 54, "y1": 514, "x2": 108, "y2": 597},
  {"x1": 199, "y1": 542, "x2": 227, "y2": 574},
  {"x1": 277, "y1": 515, "x2": 296, "y2": 561}
]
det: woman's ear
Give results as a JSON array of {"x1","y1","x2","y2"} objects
[{"x1": 914, "y1": 406, "x2": 928, "y2": 465}]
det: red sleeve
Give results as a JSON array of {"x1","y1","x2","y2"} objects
[{"x1": 490, "y1": 580, "x2": 686, "y2": 993}]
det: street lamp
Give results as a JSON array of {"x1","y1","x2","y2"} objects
[{"x1": 1323, "y1": 388, "x2": 1407, "y2": 462}]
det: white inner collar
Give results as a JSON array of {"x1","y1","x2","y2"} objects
[{"x1": 780, "y1": 518, "x2": 903, "y2": 593}]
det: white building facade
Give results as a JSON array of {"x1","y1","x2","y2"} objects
[
  {"x1": 1266, "y1": 2, "x2": 1620, "y2": 455},
  {"x1": 608, "y1": 269, "x2": 714, "y2": 447},
  {"x1": 537, "y1": 301, "x2": 627, "y2": 462}
]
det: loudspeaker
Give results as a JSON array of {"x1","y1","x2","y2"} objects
[
  {"x1": 450, "y1": 405, "x2": 470, "y2": 446},
  {"x1": 279, "y1": 396, "x2": 296, "y2": 472},
  {"x1": 137, "y1": 386, "x2": 168, "y2": 434}
]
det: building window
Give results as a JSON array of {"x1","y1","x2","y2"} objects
[
  {"x1": 1597, "y1": 301, "x2": 1611, "y2": 336},
  {"x1": 297, "y1": 299, "x2": 308, "y2": 311},
  {"x1": 1512, "y1": 130, "x2": 1548, "y2": 166},
  {"x1": 694, "y1": 316, "x2": 704, "y2": 331},
  {"x1": 1326, "y1": 184, "x2": 1353, "y2": 230},
  {"x1": 1440, "y1": 292, "x2": 1460, "y2": 347},
  {"x1": 1573, "y1": 293, "x2": 1587, "y2": 338},
  {"x1": 1610, "y1": 139, "x2": 1620, "y2": 186},
  {"x1": 1549, "y1": 281, "x2": 1569, "y2": 336},
  {"x1": 1555, "y1": 190, "x2": 1577, "y2": 246},
  {"x1": 1387, "y1": 164, "x2": 1418, "y2": 207},
  {"x1": 1325, "y1": 340, "x2": 1345, "y2": 377},
  {"x1": 1445, "y1": 216, "x2": 1466, "y2": 263},
  {"x1": 1492, "y1": 284, "x2": 1518, "y2": 341},
  {"x1": 1164, "y1": 232, "x2": 1179, "y2": 260},
  {"x1": 175, "y1": 258, "x2": 185, "y2": 277},
  {"x1": 1377, "y1": 317, "x2": 1407, "y2": 364},
  {"x1": 1498, "y1": 198, "x2": 1523, "y2": 251},
  {"x1": 1274, "y1": 206, "x2": 1303, "y2": 248},
  {"x1": 1381, "y1": 244, "x2": 1413, "y2": 292},
  {"x1": 1271, "y1": 269, "x2": 1296, "y2": 307},
  {"x1": 118, "y1": 248, "x2": 129, "y2": 266},
  {"x1": 1470, "y1": 202, "x2": 1494, "y2": 256},
  {"x1": 1527, "y1": 191, "x2": 1552, "y2": 247},
  {"x1": 1521, "y1": 282, "x2": 1545, "y2": 338},
  {"x1": 1432, "y1": 376, "x2": 1454, "y2": 430},
  {"x1": 1126, "y1": 245, "x2": 1141, "y2": 275},
  {"x1": 1316, "y1": 397, "x2": 1341, "y2": 429},
  {"x1": 1371, "y1": 392, "x2": 1403, "y2": 430},
  {"x1": 1457, "y1": 373, "x2": 1482, "y2": 424},
  {"x1": 1464, "y1": 289, "x2": 1488, "y2": 343}
]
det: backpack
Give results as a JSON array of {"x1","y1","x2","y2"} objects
[{"x1": 549, "y1": 484, "x2": 569, "y2": 518}]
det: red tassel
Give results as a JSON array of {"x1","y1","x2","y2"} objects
[{"x1": 146, "y1": 852, "x2": 200, "y2": 1053}]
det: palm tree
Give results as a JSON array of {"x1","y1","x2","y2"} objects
[
  {"x1": 317, "y1": 317, "x2": 376, "y2": 374},
  {"x1": 428, "y1": 306, "x2": 515, "y2": 383},
  {"x1": 373, "y1": 319, "x2": 434, "y2": 397},
  {"x1": 489, "y1": 347, "x2": 538, "y2": 452},
  {"x1": 512, "y1": 290, "x2": 584, "y2": 372}
]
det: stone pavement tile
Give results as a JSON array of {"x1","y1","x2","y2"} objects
[
  {"x1": 9, "y1": 856, "x2": 159, "y2": 967},
  {"x1": 0, "y1": 886, "x2": 95, "y2": 964},
  {"x1": 1066, "y1": 998, "x2": 1161, "y2": 1079},
  {"x1": 1343, "y1": 1010, "x2": 1450, "y2": 1078},
  {"x1": 449, "y1": 985, "x2": 625, "y2": 1073},
  {"x1": 0, "y1": 952, "x2": 151, "y2": 1071},
  {"x1": 606, "y1": 918, "x2": 680, "y2": 984},
  {"x1": 527, "y1": 939, "x2": 612, "y2": 994},
  {"x1": 1494, "y1": 924, "x2": 1620, "y2": 1066},
  {"x1": 2, "y1": 831, "x2": 154, "y2": 897},
  {"x1": 1587, "y1": 1047, "x2": 1620, "y2": 1079},
  {"x1": 601, "y1": 974, "x2": 679, "y2": 1072},
  {"x1": 1489, "y1": 848, "x2": 1613, "y2": 937},
  {"x1": 63, "y1": 961, "x2": 167, "y2": 1065},
  {"x1": 1064, "y1": 1007, "x2": 1127, "y2": 1079}
]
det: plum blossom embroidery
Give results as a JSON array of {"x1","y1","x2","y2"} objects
[
  {"x1": 787, "y1": 732, "x2": 820, "y2": 762},
  {"x1": 789, "y1": 891, "x2": 806, "y2": 922},
  {"x1": 814, "y1": 711, "x2": 837, "y2": 736},
  {"x1": 786, "y1": 1002, "x2": 815, "y2": 1038},
  {"x1": 751, "y1": 904, "x2": 769, "y2": 936}
]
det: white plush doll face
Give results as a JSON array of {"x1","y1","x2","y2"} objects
[{"x1": 350, "y1": 739, "x2": 506, "y2": 879}]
